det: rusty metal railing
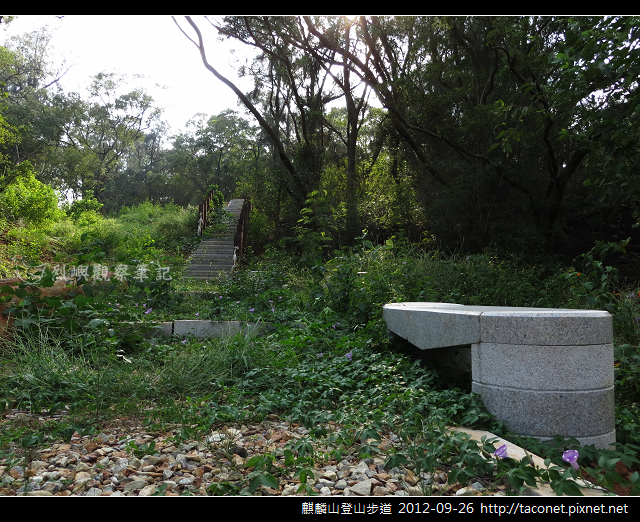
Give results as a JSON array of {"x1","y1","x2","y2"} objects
[
  {"x1": 234, "y1": 199, "x2": 252, "y2": 258},
  {"x1": 197, "y1": 189, "x2": 217, "y2": 236}
]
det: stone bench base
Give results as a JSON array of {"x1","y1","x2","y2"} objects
[{"x1": 383, "y1": 303, "x2": 615, "y2": 449}]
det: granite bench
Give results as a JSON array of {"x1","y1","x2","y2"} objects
[{"x1": 383, "y1": 302, "x2": 615, "y2": 449}]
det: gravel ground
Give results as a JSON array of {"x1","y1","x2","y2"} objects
[{"x1": 0, "y1": 408, "x2": 512, "y2": 497}]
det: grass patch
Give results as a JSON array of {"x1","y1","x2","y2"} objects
[{"x1": 2, "y1": 206, "x2": 640, "y2": 495}]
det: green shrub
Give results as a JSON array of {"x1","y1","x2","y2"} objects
[
  {"x1": 0, "y1": 162, "x2": 63, "y2": 226},
  {"x1": 153, "y1": 205, "x2": 199, "y2": 250},
  {"x1": 62, "y1": 190, "x2": 104, "y2": 222},
  {"x1": 5, "y1": 226, "x2": 60, "y2": 265},
  {"x1": 206, "y1": 184, "x2": 225, "y2": 210}
]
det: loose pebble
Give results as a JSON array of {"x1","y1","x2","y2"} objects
[{"x1": 0, "y1": 415, "x2": 510, "y2": 496}]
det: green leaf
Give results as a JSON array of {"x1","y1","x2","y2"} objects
[
  {"x1": 260, "y1": 472, "x2": 279, "y2": 490},
  {"x1": 282, "y1": 449, "x2": 295, "y2": 467},
  {"x1": 87, "y1": 318, "x2": 107, "y2": 329},
  {"x1": 358, "y1": 428, "x2": 381, "y2": 442},
  {"x1": 296, "y1": 468, "x2": 315, "y2": 483},
  {"x1": 384, "y1": 453, "x2": 408, "y2": 469},
  {"x1": 248, "y1": 475, "x2": 261, "y2": 493},
  {"x1": 558, "y1": 480, "x2": 584, "y2": 496},
  {"x1": 61, "y1": 318, "x2": 81, "y2": 330},
  {"x1": 15, "y1": 318, "x2": 36, "y2": 327},
  {"x1": 74, "y1": 295, "x2": 93, "y2": 306},
  {"x1": 246, "y1": 455, "x2": 269, "y2": 469}
]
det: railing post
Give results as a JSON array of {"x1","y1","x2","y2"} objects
[
  {"x1": 197, "y1": 189, "x2": 216, "y2": 236},
  {"x1": 234, "y1": 225, "x2": 242, "y2": 257},
  {"x1": 203, "y1": 191, "x2": 209, "y2": 234},
  {"x1": 233, "y1": 199, "x2": 250, "y2": 258}
]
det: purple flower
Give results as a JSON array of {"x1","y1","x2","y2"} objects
[
  {"x1": 345, "y1": 352, "x2": 353, "y2": 361},
  {"x1": 250, "y1": 308, "x2": 255, "y2": 313},
  {"x1": 494, "y1": 444, "x2": 509, "y2": 459},
  {"x1": 317, "y1": 353, "x2": 324, "y2": 358},
  {"x1": 182, "y1": 340, "x2": 187, "y2": 345},
  {"x1": 145, "y1": 308, "x2": 152, "y2": 314},
  {"x1": 195, "y1": 313, "x2": 199, "y2": 316},
  {"x1": 219, "y1": 296, "x2": 223, "y2": 299},
  {"x1": 562, "y1": 450, "x2": 579, "y2": 470}
]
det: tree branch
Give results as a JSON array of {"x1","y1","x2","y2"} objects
[{"x1": 175, "y1": 16, "x2": 305, "y2": 203}]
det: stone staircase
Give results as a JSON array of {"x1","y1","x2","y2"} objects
[{"x1": 183, "y1": 199, "x2": 245, "y2": 279}]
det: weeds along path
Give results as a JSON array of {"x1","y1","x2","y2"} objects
[{"x1": 1, "y1": 221, "x2": 638, "y2": 497}]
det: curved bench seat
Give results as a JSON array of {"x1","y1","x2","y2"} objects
[{"x1": 383, "y1": 302, "x2": 615, "y2": 449}]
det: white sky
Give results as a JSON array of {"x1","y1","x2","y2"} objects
[{"x1": 0, "y1": 15, "x2": 256, "y2": 138}]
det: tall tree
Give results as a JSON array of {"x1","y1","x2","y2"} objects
[
  {"x1": 0, "y1": 28, "x2": 70, "y2": 180},
  {"x1": 213, "y1": 16, "x2": 336, "y2": 195},
  {"x1": 162, "y1": 109, "x2": 258, "y2": 205},
  {"x1": 57, "y1": 72, "x2": 160, "y2": 202},
  {"x1": 300, "y1": 16, "x2": 640, "y2": 251},
  {"x1": 174, "y1": 15, "x2": 308, "y2": 209},
  {"x1": 176, "y1": 16, "x2": 640, "y2": 254},
  {"x1": 293, "y1": 16, "x2": 372, "y2": 242}
]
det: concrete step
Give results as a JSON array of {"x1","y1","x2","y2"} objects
[
  {"x1": 189, "y1": 253, "x2": 234, "y2": 260},
  {"x1": 384, "y1": 302, "x2": 615, "y2": 450},
  {"x1": 185, "y1": 266, "x2": 233, "y2": 273},
  {"x1": 194, "y1": 245, "x2": 235, "y2": 250},
  {"x1": 187, "y1": 265, "x2": 234, "y2": 271},
  {"x1": 194, "y1": 249, "x2": 234, "y2": 254},
  {"x1": 185, "y1": 262, "x2": 233, "y2": 269},
  {"x1": 192, "y1": 250, "x2": 234, "y2": 255},
  {"x1": 186, "y1": 261, "x2": 235, "y2": 268},
  {"x1": 186, "y1": 267, "x2": 234, "y2": 272},
  {"x1": 189, "y1": 257, "x2": 234, "y2": 262},
  {"x1": 185, "y1": 272, "x2": 234, "y2": 278}
]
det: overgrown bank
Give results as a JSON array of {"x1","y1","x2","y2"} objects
[{"x1": 1, "y1": 208, "x2": 639, "y2": 495}]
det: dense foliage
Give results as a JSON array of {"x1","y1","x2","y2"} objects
[
  {"x1": 1, "y1": 213, "x2": 640, "y2": 495},
  {"x1": 1, "y1": 16, "x2": 640, "y2": 266},
  {"x1": 2, "y1": 16, "x2": 640, "y2": 496},
  {"x1": 173, "y1": 15, "x2": 640, "y2": 264}
]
